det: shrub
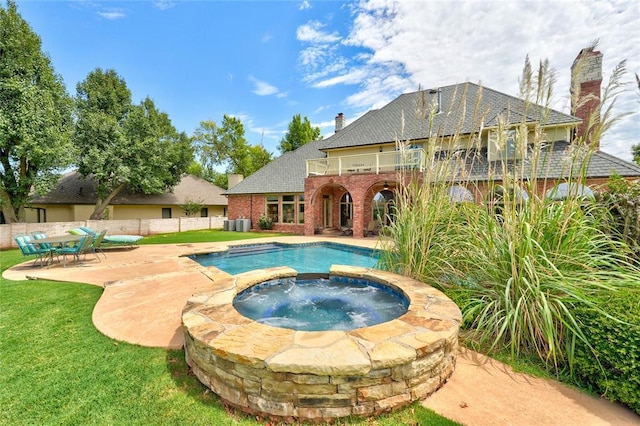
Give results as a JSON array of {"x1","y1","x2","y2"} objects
[
  {"x1": 597, "y1": 174, "x2": 640, "y2": 263},
  {"x1": 257, "y1": 215, "x2": 273, "y2": 230},
  {"x1": 572, "y1": 288, "x2": 640, "y2": 414}
]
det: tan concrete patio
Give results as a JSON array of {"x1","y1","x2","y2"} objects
[{"x1": 3, "y1": 235, "x2": 637, "y2": 425}]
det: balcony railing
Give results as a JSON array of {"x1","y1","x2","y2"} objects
[{"x1": 306, "y1": 149, "x2": 425, "y2": 177}]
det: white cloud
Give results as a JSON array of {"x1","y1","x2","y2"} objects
[
  {"x1": 154, "y1": 1, "x2": 175, "y2": 11},
  {"x1": 98, "y1": 9, "x2": 126, "y2": 20},
  {"x1": 299, "y1": 0, "x2": 311, "y2": 11},
  {"x1": 308, "y1": 0, "x2": 640, "y2": 161},
  {"x1": 297, "y1": 21, "x2": 341, "y2": 43},
  {"x1": 249, "y1": 76, "x2": 281, "y2": 97}
]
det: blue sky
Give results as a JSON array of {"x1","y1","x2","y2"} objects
[{"x1": 16, "y1": 0, "x2": 640, "y2": 162}]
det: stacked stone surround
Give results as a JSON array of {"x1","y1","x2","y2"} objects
[{"x1": 182, "y1": 265, "x2": 461, "y2": 423}]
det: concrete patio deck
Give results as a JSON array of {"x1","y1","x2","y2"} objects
[{"x1": 3, "y1": 235, "x2": 637, "y2": 425}]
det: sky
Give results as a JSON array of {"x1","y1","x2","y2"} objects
[{"x1": 15, "y1": 0, "x2": 640, "y2": 162}]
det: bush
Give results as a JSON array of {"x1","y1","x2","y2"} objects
[
  {"x1": 257, "y1": 215, "x2": 273, "y2": 230},
  {"x1": 572, "y1": 288, "x2": 640, "y2": 414},
  {"x1": 597, "y1": 174, "x2": 640, "y2": 263}
]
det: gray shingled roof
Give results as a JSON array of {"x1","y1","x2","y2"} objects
[
  {"x1": 225, "y1": 85, "x2": 638, "y2": 195},
  {"x1": 225, "y1": 139, "x2": 327, "y2": 195},
  {"x1": 321, "y1": 83, "x2": 580, "y2": 150},
  {"x1": 445, "y1": 141, "x2": 640, "y2": 182},
  {"x1": 32, "y1": 172, "x2": 228, "y2": 206}
]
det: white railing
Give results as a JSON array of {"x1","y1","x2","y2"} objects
[{"x1": 306, "y1": 149, "x2": 425, "y2": 177}]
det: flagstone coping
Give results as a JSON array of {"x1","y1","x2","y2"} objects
[{"x1": 182, "y1": 265, "x2": 461, "y2": 422}]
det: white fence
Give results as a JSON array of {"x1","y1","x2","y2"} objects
[{"x1": 0, "y1": 216, "x2": 226, "y2": 250}]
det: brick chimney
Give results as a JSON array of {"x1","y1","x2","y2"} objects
[
  {"x1": 335, "y1": 112, "x2": 345, "y2": 133},
  {"x1": 570, "y1": 47, "x2": 602, "y2": 147}
]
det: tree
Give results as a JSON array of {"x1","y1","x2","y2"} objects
[
  {"x1": 74, "y1": 68, "x2": 192, "y2": 219},
  {"x1": 193, "y1": 115, "x2": 273, "y2": 188},
  {"x1": 0, "y1": 0, "x2": 74, "y2": 223},
  {"x1": 180, "y1": 198, "x2": 204, "y2": 217},
  {"x1": 277, "y1": 113, "x2": 321, "y2": 154}
]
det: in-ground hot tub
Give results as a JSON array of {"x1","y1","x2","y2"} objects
[{"x1": 182, "y1": 265, "x2": 462, "y2": 423}]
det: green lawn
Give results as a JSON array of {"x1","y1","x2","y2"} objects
[
  {"x1": 138, "y1": 229, "x2": 287, "y2": 245},
  {"x1": 0, "y1": 232, "x2": 460, "y2": 426}
]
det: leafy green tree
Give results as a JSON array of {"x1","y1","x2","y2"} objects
[
  {"x1": 180, "y1": 198, "x2": 204, "y2": 217},
  {"x1": 277, "y1": 113, "x2": 321, "y2": 153},
  {"x1": 74, "y1": 68, "x2": 192, "y2": 219},
  {"x1": 0, "y1": 0, "x2": 74, "y2": 223},
  {"x1": 193, "y1": 115, "x2": 273, "y2": 188}
]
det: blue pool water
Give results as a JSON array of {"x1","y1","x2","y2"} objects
[
  {"x1": 190, "y1": 242, "x2": 380, "y2": 275},
  {"x1": 233, "y1": 275, "x2": 408, "y2": 331}
]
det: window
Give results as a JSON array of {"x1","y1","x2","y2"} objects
[
  {"x1": 505, "y1": 130, "x2": 516, "y2": 158},
  {"x1": 282, "y1": 195, "x2": 295, "y2": 223},
  {"x1": 265, "y1": 194, "x2": 305, "y2": 224},
  {"x1": 162, "y1": 208, "x2": 172, "y2": 219},
  {"x1": 298, "y1": 195, "x2": 305, "y2": 224},
  {"x1": 340, "y1": 193, "x2": 353, "y2": 227},
  {"x1": 373, "y1": 190, "x2": 395, "y2": 225},
  {"x1": 200, "y1": 208, "x2": 208, "y2": 217},
  {"x1": 266, "y1": 195, "x2": 279, "y2": 223}
]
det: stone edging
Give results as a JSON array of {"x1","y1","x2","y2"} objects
[{"x1": 182, "y1": 265, "x2": 462, "y2": 422}]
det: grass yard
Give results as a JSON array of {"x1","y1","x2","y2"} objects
[
  {"x1": 0, "y1": 232, "x2": 460, "y2": 426},
  {"x1": 138, "y1": 229, "x2": 287, "y2": 245}
]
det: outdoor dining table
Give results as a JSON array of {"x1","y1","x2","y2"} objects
[{"x1": 33, "y1": 234, "x2": 84, "y2": 266}]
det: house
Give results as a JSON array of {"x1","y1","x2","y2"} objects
[
  {"x1": 27, "y1": 173, "x2": 228, "y2": 223},
  {"x1": 225, "y1": 48, "x2": 640, "y2": 237}
]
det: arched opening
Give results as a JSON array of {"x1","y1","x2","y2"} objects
[
  {"x1": 340, "y1": 192, "x2": 353, "y2": 228},
  {"x1": 372, "y1": 189, "x2": 396, "y2": 226}
]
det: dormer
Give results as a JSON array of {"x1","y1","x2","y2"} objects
[{"x1": 487, "y1": 128, "x2": 527, "y2": 162}]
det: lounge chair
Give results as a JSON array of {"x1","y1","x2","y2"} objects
[
  {"x1": 14, "y1": 234, "x2": 54, "y2": 267},
  {"x1": 68, "y1": 227, "x2": 143, "y2": 247}
]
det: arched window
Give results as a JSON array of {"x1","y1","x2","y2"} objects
[
  {"x1": 372, "y1": 190, "x2": 395, "y2": 225},
  {"x1": 340, "y1": 193, "x2": 353, "y2": 227}
]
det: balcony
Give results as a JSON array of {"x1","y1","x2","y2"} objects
[{"x1": 306, "y1": 149, "x2": 425, "y2": 177}]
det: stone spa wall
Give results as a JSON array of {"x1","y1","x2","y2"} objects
[{"x1": 182, "y1": 265, "x2": 462, "y2": 423}]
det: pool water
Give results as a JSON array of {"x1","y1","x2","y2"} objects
[
  {"x1": 233, "y1": 275, "x2": 409, "y2": 331},
  {"x1": 190, "y1": 242, "x2": 380, "y2": 275}
]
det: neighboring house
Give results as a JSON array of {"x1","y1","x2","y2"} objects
[
  {"x1": 226, "y1": 47, "x2": 640, "y2": 238},
  {"x1": 27, "y1": 173, "x2": 228, "y2": 223}
]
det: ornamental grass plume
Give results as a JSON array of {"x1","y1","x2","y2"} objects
[{"x1": 378, "y1": 50, "x2": 640, "y2": 372}]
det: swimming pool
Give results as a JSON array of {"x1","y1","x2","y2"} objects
[{"x1": 189, "y1": 242, "x2": 380, "y2": 274}]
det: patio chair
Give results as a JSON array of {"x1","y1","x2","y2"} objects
[
  {"x1": 32, "y1": 232, "x2": 60, "y2": 264},
  {"x1": 14, "y1": 235, "x2": 53, "y2": 267},
  {"x1": 57, "y1": 235, "x2": 93, "y2": 267},
  {"x1": 340, "y1": 220, "x2": 354, "y2": 236},
  {"x1": 89, "y1": 229, "x2": 108, "y2": 260},
  {"x1": 364, "y1": 220, "x2": 380, "y2": 237}
]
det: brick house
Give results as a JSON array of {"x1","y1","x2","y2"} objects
[{"x1": 226, "y1": 48, "x2": 640, "y2": 237}]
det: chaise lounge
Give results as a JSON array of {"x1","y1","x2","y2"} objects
[{"x1": 68, "y1": 227, "x2": 143, "y2": 247}]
